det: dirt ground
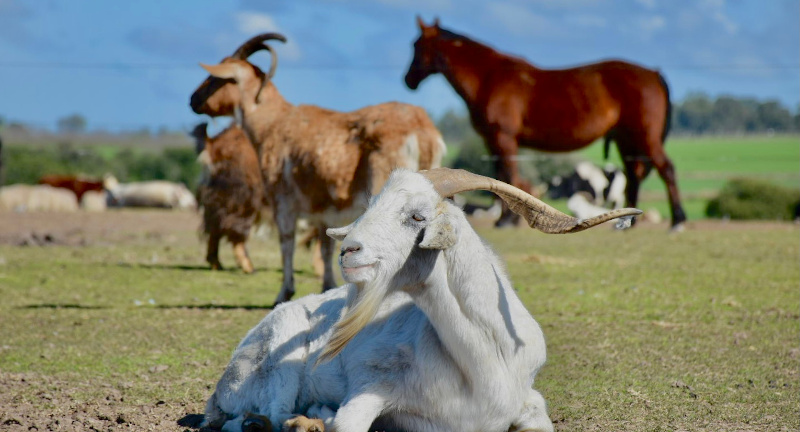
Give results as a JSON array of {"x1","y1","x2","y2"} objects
[
  {"x1": 0, "y1": 208, "x2": 792, "y2": 248},
  {"x1": 0, "y1": 209, "x2": 202, "y2": 247},
  {"x1": 0, "y1": 372, "x2": 207, "y2": 432}
]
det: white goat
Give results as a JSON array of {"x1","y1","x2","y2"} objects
[
  {"x1": 202, "y1": 168, "x2": 641, "y2": 432},
  {"x1": 0, "y1": 184, "x2": 79, "y2": 212},
  {"x1": 103, "y1": 175, "x2": 197, "y2": 210}
]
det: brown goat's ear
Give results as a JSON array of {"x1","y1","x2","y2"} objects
[{"x1": 200, "y1": 62, "x2": 241, "y2": 80}]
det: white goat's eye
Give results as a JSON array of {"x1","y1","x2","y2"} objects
[{"x1": 412, "y1": 213, "x2": 425, "y2": 222}]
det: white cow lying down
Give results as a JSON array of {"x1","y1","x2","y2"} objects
[{"x1": 202, "y1": 168, "x2": 641, "y2": 432}]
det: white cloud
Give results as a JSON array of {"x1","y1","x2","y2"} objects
[
  {"x1": 637, "y1": 15, "x2": 666, "y2": 34},
  {"x1": 235, "y1": 11, "x2": 302, "y2": 61},
  {"x1": 699, "y1": 0, "x2": 738, "y2": 35},
  {"x1": 486, "y1": 2, "x2": 556, "y2": 37}
]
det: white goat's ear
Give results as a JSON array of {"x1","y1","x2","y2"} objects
[
  {"x1": 327, "y1": 223, "x2": 354, "y2": 241},
  {"x1": 200, "y1": 62, "x2": 242, "y2": 80},
  {"x1": 419, "y1": 210, "x2": 456, "y2": 250}
]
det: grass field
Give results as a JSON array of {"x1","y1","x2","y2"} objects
[
  {"x1": 0, "y1": 210, "x2": 797, "y2": 431},
  {"x1": 575, "y1": 135, "x2": 800, "y2": 220}
]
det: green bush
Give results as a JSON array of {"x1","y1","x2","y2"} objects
[
  {"x1": 706, "y1": 177, "x2": 799, "y2": 220},
  {"x1": 3, "y1": 142, "x2": 201, "y2": 191}
]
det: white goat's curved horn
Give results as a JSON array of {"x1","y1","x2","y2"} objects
[{"x1": 421, "y1": 167, "x2": 642, "y2": 233}]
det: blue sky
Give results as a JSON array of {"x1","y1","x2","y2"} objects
[{"x1": 0, "y1": 0, "x2": 797, "y2": 132}]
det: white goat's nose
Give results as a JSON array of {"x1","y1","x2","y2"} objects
[{"x1": 340, "y1": 239, "x2": 362, "y2": 257}]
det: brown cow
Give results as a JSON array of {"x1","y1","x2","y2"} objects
[{"x1": 38, "y1": 174, "x2": 104, "y2": 202}]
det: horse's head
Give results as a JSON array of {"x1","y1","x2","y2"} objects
[
  {"x1": 190, "y1": 33, "x2": 286, "y2": 117},
  {"x1": 404, "y1": 16, "x2": 444, "y2": 90}
]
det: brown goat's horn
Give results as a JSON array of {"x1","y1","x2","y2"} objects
[
  {"x1": 255, "y1": 44, "x2": 279, "y2": 103},
  {"x1": 421, "y1": 168, "x2": 642, "y2": 233},
  {"x1": 231, "y1": 33, "x2": 287, "y2": 60}
]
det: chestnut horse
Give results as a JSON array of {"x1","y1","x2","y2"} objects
[{"x1": 404, "y1": 17, "x2": 686, "y2": 230}]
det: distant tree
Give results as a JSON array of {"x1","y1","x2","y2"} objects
[
  {"x1": 711, "y1": 96, "x2": 752, "y2": 134},
  {"x1": 57, "y1": 113, "x2": 87, "y2": 134},
  {"x1": 436, "y1": 109, "x2": 476, "y2": 144},
  {"x1": 673, "y1": 94, "x2": 798, "y2": 135},
  {"x1": 675, "y1": 92, "x2": 713, "y2": 133},
  {"x1": 756, "y1": 101, "x2": 793, "y2": 132}
]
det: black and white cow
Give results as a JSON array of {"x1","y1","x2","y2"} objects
[{"x1": 547, "y1": 162, "x2": 626, "y2": 210}]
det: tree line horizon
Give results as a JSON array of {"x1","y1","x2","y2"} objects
[{"x1": 0, "y1": 92, "x2": 798, "y2": 138}]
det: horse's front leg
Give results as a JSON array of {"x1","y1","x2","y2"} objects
[{"x1": 490, "y1": 131, "x2": 525, "y2": 227}]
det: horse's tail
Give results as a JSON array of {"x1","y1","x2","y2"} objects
[{"x1": 658, "y1": 71, "x2": 672, "y2": 144}]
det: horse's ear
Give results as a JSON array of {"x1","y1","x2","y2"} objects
[
  {"x1": 433, "y1": 17, "x2": 440, "y2": 28},
  {"x1": 416, "y1": 15, "x2": 426, "y2": 30}
]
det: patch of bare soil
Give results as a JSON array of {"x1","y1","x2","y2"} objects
[
  {"x1": 0, "y1": 210, "x2": 201, "y2": 246},
  {"x1": 0, "y1": 372, "x2": 203, "y2": 432}
]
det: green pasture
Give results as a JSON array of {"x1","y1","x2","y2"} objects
[
  {"x1": 573, "y1": 135, "x2": 800, "y2": 220},
  {"x1": 0, "y1": 211, "x2": 797, "y2": 431}
]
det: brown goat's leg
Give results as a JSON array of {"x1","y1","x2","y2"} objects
[
  {"x1": 206, "y1": 233, "x2": 223, "y2": 270},
  {"x1": 273, "y1": 200, "x2": 297, "y2": 305},
  {"x1": 232, "y1": 241, "x2": 255, "y2": 274},
  {"x1": 318, "y1": 227, "x2": 337, "y2": 291}
]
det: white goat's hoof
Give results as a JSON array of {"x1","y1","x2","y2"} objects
[
  {"x1": 242, "y1": 413, "x2": 272, "y2": 432},
  {"x1": 283, "y1": 415, "x2": 324, "y2": 432}
]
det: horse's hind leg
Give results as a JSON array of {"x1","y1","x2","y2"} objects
[{"x1": 650, "y1": 152, "x2": 687, "y2": 231}]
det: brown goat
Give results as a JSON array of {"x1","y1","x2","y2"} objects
[
  {"x1": 37, "y1": 174, "x2": 104, "y2": 201},
  {"x1": 192, "y1": 123, "x2": 264, "y2": 274},
  {"x1": 190, "y1": 33, "x2": 446, "y2": 305}
]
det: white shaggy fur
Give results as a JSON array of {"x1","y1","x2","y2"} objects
[
  {"x1": 0, "y1": 184, "x2": 79, "y2": 212},
  {"x1": 203, "y1": 169, "x2": 553, "y2": 432},
  {"x1": 103, "y1": 175, "x2": 196, "y2": 210}
]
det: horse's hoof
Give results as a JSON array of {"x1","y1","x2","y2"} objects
[
  {"x1": 242, "y1": 415, "x2": 272, "y2": 432},
  {"x1": 669, "y1": 223, "x2": 685, "y2": 234}
]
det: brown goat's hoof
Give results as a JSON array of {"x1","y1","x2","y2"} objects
[
  {"x1": 242, "y1": 413, "x2": 272, "y2": 432},
  {"x1": 283, "y1": 416, "x2": 323, "y2": 432},
  {"x1": 241, "y1": 262, "x2": 255, "y2": 274},
  {"x1": 209, "y1": 263, "x2": 223, "y2": 271}
]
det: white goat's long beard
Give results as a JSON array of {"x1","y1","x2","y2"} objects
[{"x1": 317, "y1": 275, "x2": 391, "y2": 365}]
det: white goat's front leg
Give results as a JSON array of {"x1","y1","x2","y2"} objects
[
  {"x1": 510, "y1": 389, "x2": 554, "y2": 432},
  {"x1": 318, "y1": 225, "x2": 337, "y2": 291},
  {"x1": 273, "y1": 200, "x2": 298, "y2": 305},
  {"x1": 331, "y1": 392, "x2": 386, "y2": 432}
]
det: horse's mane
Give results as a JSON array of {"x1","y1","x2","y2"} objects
[{"x1": 437, "y1": 27, "x2": 511, "y2": 59}]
